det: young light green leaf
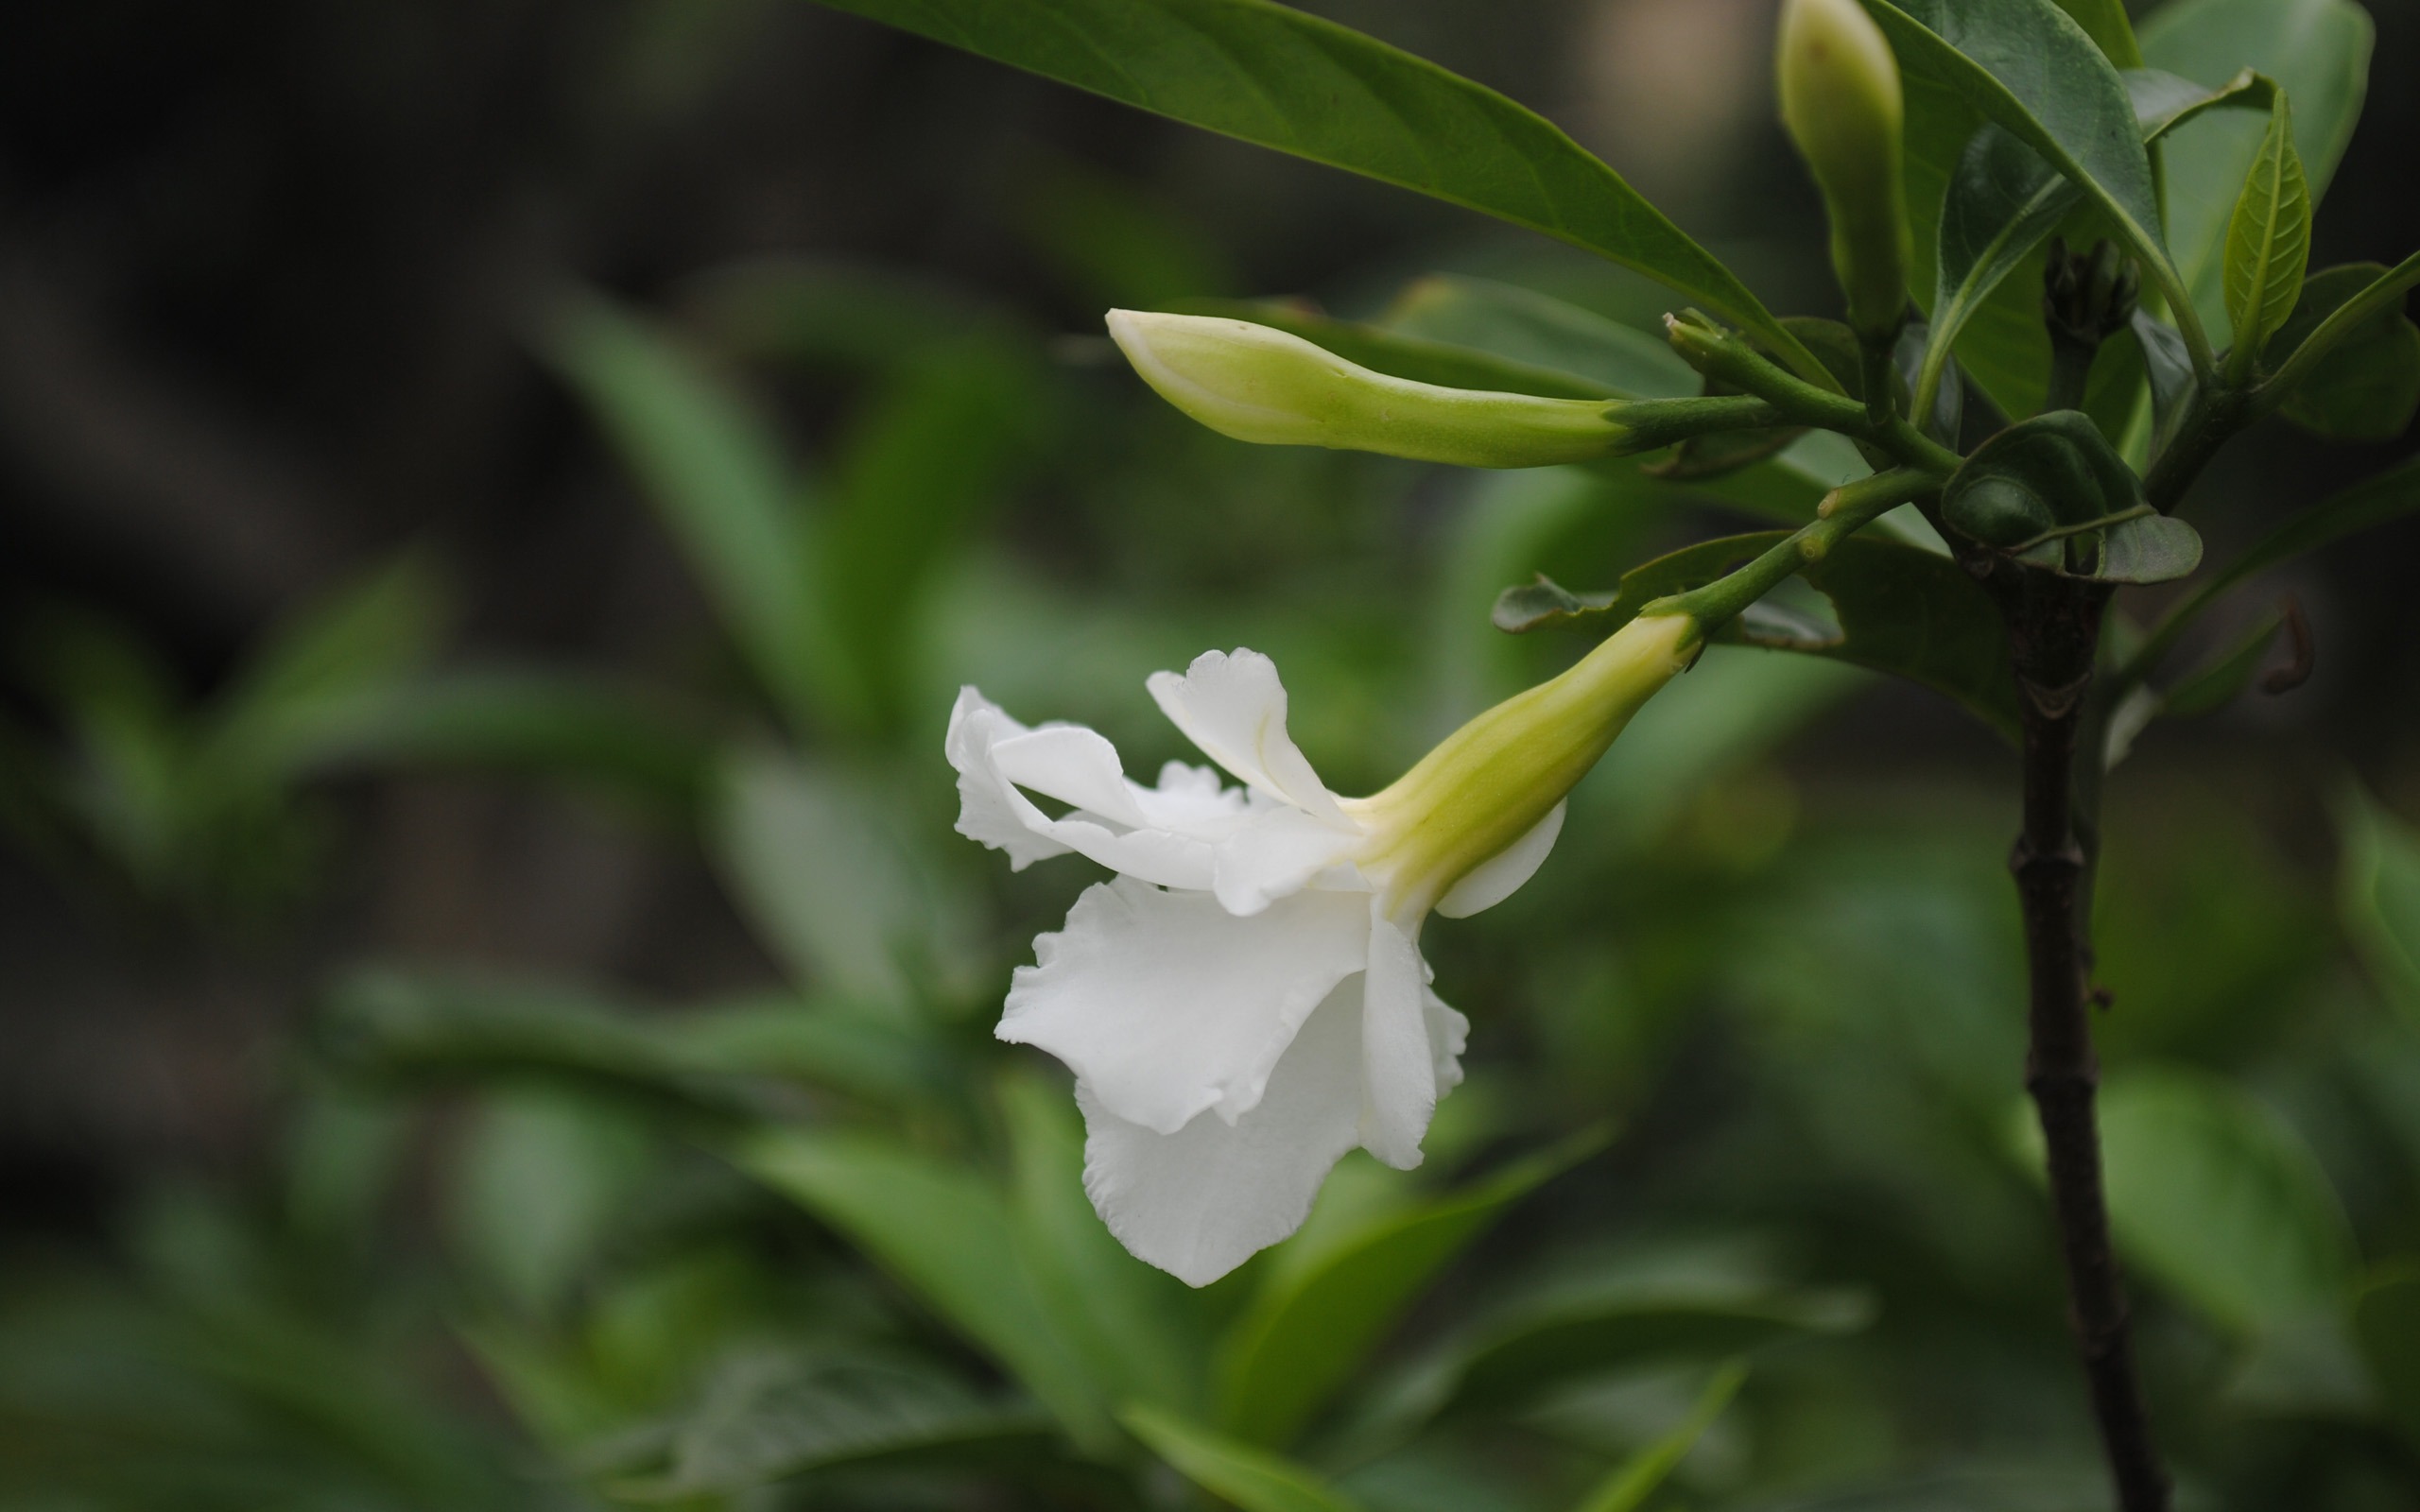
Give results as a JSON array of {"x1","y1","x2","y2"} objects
[
  {"x1": 1214, "y1": 1134, "x2": 1600, "y2": 1447},
  {"x1": 801, "y1": 0, "x2": 1830, "y2": 385},
  {"x1": 2079, "y1": 1068, "x2": 2358, "y2": 1334},
  {"x1": 2221, "y1": 93, "x2": 2311, "y2": 376},
  {"x1": 1121, "y1": 1406, "x2": 1367, "y2": 1512},
  {"x1": 733, "y1": 1127, "x2": 1116, "y2": 1451},
  {"x1": 1567, "y1": 1361, "x2": 1747, "y2": 1512},
  {"x1": 2340, "y1": 786, "x2": 2420, "y2": 1022},
  {"x1": 2142, "y1": 0, "x2": 2372, "y2": 346}
]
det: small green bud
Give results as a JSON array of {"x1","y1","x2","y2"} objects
[
  {"x1": 1777, "y1": 0, "x2": 1911, "y2": 341},
  {"x1": 1106, "y1": 309, "x2": 1631, "y2": 468}
]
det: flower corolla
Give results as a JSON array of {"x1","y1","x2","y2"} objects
[{"x1": 947, "y1": 613, "x2": 1697, "y2": 1284}]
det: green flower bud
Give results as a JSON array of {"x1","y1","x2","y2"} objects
[
  {"x1": 1107, "y1": 309, "x2": 1631, "y2": 468},
  {"x1": 1777, "y1": 0, "x2": 1911, "y2": 340},
  {"x1": 1344, "y1": 611, "x2": 1700, "y2": 917}
]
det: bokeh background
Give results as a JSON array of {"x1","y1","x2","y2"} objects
[{"x1": 5, "y1": 1, "x2": 2420, "y2": 1508}]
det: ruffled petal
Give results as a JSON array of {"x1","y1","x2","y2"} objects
[
  {"x1": 1147, "y1": 650, "x2": 1352, "y2": 829},
  {"x1": 1000, "y1": 877, "x2": 1370, "y2": 1133},
  {"x1": 1434, "y1": 799, "x2": 1566, "y2": 919},
  {"x1": 1077, "y1": 974, "x2": 1368, "y2": 1287},
  {"x1": 1424, "y1": 983, "x2": 1470, "y2": 1097},
  {"x1": 945, "y1": 688, "x2": 1071, "y2": 871},
  {"x1": 990, "y1": 724, "x2": 1150, "y2": 829},
  {"x1": 1357, "y1": 904, "x2": 1443, "y2": 1170},
  {"x1": 1211, "y1": 804, "x2": 1366, "y2": 918}
]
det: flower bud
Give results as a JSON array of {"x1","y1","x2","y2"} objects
[
  {"x1": 1344, "y1": 612, "x2": 1700, "y2": 916},
  {"x1": 1107, "y1": 309, "x2": 1632, "y2": 468},
  {"x1": 1777, "y1": 0, "x2": 1911, "y2": 340}
]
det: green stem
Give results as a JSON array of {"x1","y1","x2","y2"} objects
[
  {"x1": 1647, "y1": 468, "x2": 1934, "y2": 631},
  {"x1": 1664, "y1": 315, "x2": 1963, "y2": 476},
  {"x1": 1612, "y1": 394, "x2": 1793, "y2": 453}
]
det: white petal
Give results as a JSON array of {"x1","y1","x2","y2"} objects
[
  {"x1": 1434, "y1": 799, "x2": 1567, "y2": 919},
  {"x1": 1146, "y1": 650, "x2": 1352, "y2": 829},
  {"x1": 945, "y1": 688, "x2": 1071, "y2": 871},
  {"x1": 1424, "y1": 984, "x2": 1469, "y2": 1097},
  {"x1": 991, "y1": 725, "x2": 1150, "y2": 829},
  {"x1": 999, "y1": 878, "x2": 1370, "y2": 1133},
  {"x1": 1077, "y1": 975, "x2": 1368, "y2": 1287},
  {"x1": 1357, "y1": 905, "x2": 1441, "y2": 1170},
  {"x1": 1131, "y1": 761, "x2": 1254, "y2": 837},
  {"x1": 1211, "y1": 804, "x2": 1366, "y2": 917}
]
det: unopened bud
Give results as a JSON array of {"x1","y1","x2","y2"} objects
[
  {"x1": 1777, "y1": 0, "x2": 1911, "y2": 340},
  {"x1": 1107, "y1": 309, "x2": 1631, "y2": 468}
]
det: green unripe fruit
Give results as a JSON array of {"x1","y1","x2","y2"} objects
[
  {"x1": 1106, "y1": 310, "x2": 1633, "y2": 468},
  {"x1": 1777, "y1": 0, "x2": 1912, "y2": 341}
]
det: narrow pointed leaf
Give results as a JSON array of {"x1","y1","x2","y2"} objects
[
  {"x1": 1568, "y1": 1362, "x2": 1747, "y2": 1512},
  {"x1": 2221, "y1": 94, "x2": 2311, "y2": 364},
  {"x1": 804, "y1": 0, "x2": 1827, "y2": 382},
  {"x1": 1122, "y1": 1406, "x2": 1367, "y2": 1512},
  {"x1": 1214, "y1": 1134, "x2": 1599, "y2": 1446}
]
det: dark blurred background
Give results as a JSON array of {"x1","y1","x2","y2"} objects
[{"x1": 3, "y1": 2, "x2": 2419, "y2": 1503}]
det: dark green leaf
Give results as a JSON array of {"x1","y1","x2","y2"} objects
[
  {"x1": 1122, "y1": 1405, "x2": 1367, "y2": 1512},
  {"x1": 1214, "y1": 1135, "x2": 1599, "y2": 1447},
  {"x1": 2083, "y1": 1068, "x2": 2357, "y2": 1334},
  {"x1": 208, "y1": 554, "x2": 450, "y2": 770},
  {"x1": 2352, "y1": 1266, "x2": 2420, "y2": 1454},
  {"x1": 2131, "y1": 310, "x2": 2196, "y2": 455},
  {"x1": 2141, "y1": 0, "x2": 2374, "y2": 341},
  {"x1": 2097, "y1": 512, "x2": 2204, "y2": 585},
  {"x1": 613, "y1": 1354, "x2": 1052, "y2": 1499},
  {"x1": 1566, "y1": 1361, "x2": 1747, "y2": 1512},
  {"x1": 734, "y1": 1128, "x2": 1115, "y2": 1450},
  {"x1": 1943, "y1": 410, "x2": 2137, "y2": 540},
  {"x1": 2158, "y1": 608, "x2": 2282, "y2": 717},
  {"x1": 998, "y1": 1073, "x2": 1207, "y2": 1416},
  {"x1": 1494, "y1": 538, "x2": 1778, "y2": 636},
  {"x1": 2262, "y1": 262, "x2": 2420, "y2": 440},
  {"x1": 2127, "y1": 65, "x2": 2270, "y2": 140},
  {"x1": 2051, "y1": 0, "x2": 2140, "y2": 65},
  {"x1": 1377, "y1": 276, "x2": 1702, "y2": 399},
  {"x1": 804, "y1": 0, "x2": 1828, "y2": 382},
  {"x1": 2339, "y1": 786, "x2": 2420, "y2": 1022},
  {"x1": 542, "y1": 294, "x2": 848, "y2": 733},
  {"x1": 2221, "y1": 93, "x2": 2311, "y2": 363}
]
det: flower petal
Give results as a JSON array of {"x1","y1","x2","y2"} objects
[
  {"x1": 1434, "y1": 799, "x2": 1566, "y2": 919},
  {"x1": 1357, "y1": 905, "x2": 1441, "y2": 1170},
  {"x1": 946, "y1": 688, "x2": 1072, "y2": 871},
  {"x1": 1077, "y1": 975, "x2": 1367, "y2": 1286},
  {"x1": 1211, "y1": 804, "x2": 1366, "y2": 917},
  {"x1": 1147, "y1": 650, "x2": 1352, "y2": 829},
  {"x1": 990, "y1": 724, "x2": 1150, "y2": 829},
  {"x1": 1000, "y1": 877, "x2": 1370, "y2": 1133},
  {"x1": 1424, "y1": 983, "x2": 1470, "y2": 1097}
]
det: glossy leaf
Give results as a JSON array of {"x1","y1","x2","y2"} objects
[
  {"x1": 2340, "y1": 786, "x2": 2420, "y2": 1022},
  {"x1": 1500, "y1": 531, "x2": 2017, "y2": 740},
  {"x1": 1378, "y1": 276, "x2": 1701, "y2": 399},
  {"x1": 2352, "y1": 1266, "x2": 2420, "y2": 1454},
  {"x1": 610, "y1": 1354, "x2": 1051, "y2": 1499},
  {"x1": 804, "y1": 0, "x2": 1826, "y2": 383},
  {"x1": 734, "y1": 1128, "x2": 1115, "y2": 1450},
  {"x1": 2096, "y1": 513, "x2": 2204, "y2": 585},
  {"x1": 2087, "y1": 1068, "x2": 2357, "y2": 1334},
  {"x1": 1215, "y1": 1135, "x2": 1598, "y2": 1447},
  {"x1": 2221, "y1": 93, "x2": 2311, "y2": 366},
  {"x1": 2262, "y1": 262, "x2": 2420, "y2": 440},
  {"x1": 2051, "y1": 0, "x2": 2139, "y2": 66},
  {"x1": 1121, "y1": 1406, "x2": 1366, "y2": 1512},
  {"x1": 1567, "y1": 1361, "x2": 1746, "y2": 1512},
  {"x1": 2141, "y1": 0, "x2": 2373, "y2": 344}
]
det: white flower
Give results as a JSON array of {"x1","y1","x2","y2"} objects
[{"x1": 947, "y1": 613, "x2": 1697, "y2": 1285}]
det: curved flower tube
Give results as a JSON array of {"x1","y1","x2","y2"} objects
[{"x1": 948, "y1": 612, "x2": 1698, "y2": 1284}]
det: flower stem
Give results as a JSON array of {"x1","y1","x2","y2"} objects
[{"x1": 1645, "y1": 467, "x2": 1933, "y2": 632}]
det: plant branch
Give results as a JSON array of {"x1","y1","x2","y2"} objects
[
  {"x1": 1645, "y1": 468, "x2": 1933, "y2": 631},
  {"x1": 1662, "y1": 313, "x2": 1964, "y2": 476}
]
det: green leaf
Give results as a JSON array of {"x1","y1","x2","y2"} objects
[
  {"x1": 2157, "y1": 607, "x2": 2281, "y2": 717},
  {"x1": 997, "y1": 1072, "x2": 1207, "y2": 1416},
  {"x1": 1214, "y1": 1134, "x2": 1599, "y2": 1447},
  {"x1": 610, "y1": 1353, "x2": 1053, "y2": 1499},
  {"x1": 2221, "y1": 93, "x2": 2311, "y2": 369},
  {"x1": 208, "y1": 553, "x2": 450, "y2": 771},
  {"x1": 2262, "y1": 261, "x2": 2420, "y2": 440},
  {"x1": 2340, "y1": 786, "x2": 2420, "y2": 1023},
  {"x1": 2096, "y1": 512, "x2": 2204, "y2": 585},
  {"x1": 1121, "y1": 1405, "x2": 1367, "y2": 1512},
  {"x1": 2051, "y1": 0, "x2": 2140, "y2": 66},
  {"x1": 2128, "y1": 64, "x2": 2271, "y2": 140},
  {"x1": 1863, "y1": 0, "x2": 2174, "y2": 345},
  {"x1": 734, "y1": 1127, "x2": 1116, "y2": 1450},
  {"x1": 1566, "y1": 1361, "x2": 1747, "y2": 1512},
  {"x1": 2352, "y1": 1265, "x2": 2420, "y2": 1454},
  {"x1": 2141, "y1": 0, "x2": 2373, "y2": 345},
  {"x1": 2084, "y1": 1067, "x2": 2358, "y2": 1334},
  {"x1": 801, "y1": 0, "x2": 1828, "y2": 384},
  {"x1": 1498, "y1": 532, "x2": 2018, "y2": 741},
  {"x1": 446, "y1": 1089, "x2": 653, "y2": 1316},
  {"x1": 541, "y1": 293, "x2": 850, "y2": 734},
  {"x1": 2129, "y1": 453, "x2": 2420, "y2": 679},
  {"x1": 1943, "y1": 410, "x2": 2199, "y2": 583},
  {"x1": 1377, "y1": 276, "x2": 1702, "y2": 399}
]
